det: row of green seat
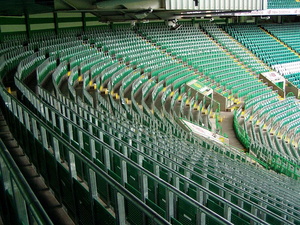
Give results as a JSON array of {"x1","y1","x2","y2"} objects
[
  {"x1": 1, "y1": 82, "x2": 168, "y2": 225},
  {"x1": 83, "y1": 26, "x2": 212, "y2": 128},
  {"x1": 16, "y1": 52, "x2": 46, "y2": 81},
  {"x1": 52, "y1": 61, "x2": 68, "y2": 94},
  {"x1": 31, "y1": 52, "x2": 300, "y2": 223},
  {"x1": 37, "y1": 56, "x2": 57, "y2": 85},
  {"x1": 200, "y1": 22, "x2": 269, "y2": 75},
  {"x1": 3, "y1": 24, "x2": 300, "y2": 225},
  {"x1": 68, "y1": 66, "x2": 79, "y2": 101},
  {"x1": 138, "y1": 23, "x2": 269, "y2": 103},
  {"x1": 35, "y1": 78, "x2": 300, "y2": 225},
  {"x1": 235, "y1": 95, "x2": 300, "y2": 165},
  {"x1": 268, "y1": 0, "x2": 300, "y2": 9},
  {"x1": 18, "y1": 77, "x2": 241, "y2": 225},
  {"x1": 223, "y1": 24, "x2": 299, "y2": 68}
]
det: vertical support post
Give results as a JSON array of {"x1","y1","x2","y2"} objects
[
  {"x1": 104, "y1": 147, "x2": 111, "y2": 170},
  {"x1": 68, "y1": 152, "x2": 77, "y2": 179},
  {"x1": 82, "y1": 12, "x2": 86, "y2": 33},
  {"x1": 0, "y1": 26, "x2": 3, "y2": 43},
  {"x1": 121, "y1": 159, "x2": 128, "y2": 184},
  {"x1": 166, "y1": 190, "x2": 174, "y2": 221},
  {"x1": 53, "y1": 137, "x2": 61, "y2": 162},
  {"x1": 68, "y1": 151, "x2": 79, "y2": 225},
  {"x1": 196, "y1": 209, "x2": 206, "y2": 225},
  {"x1": 53, "y1": 12, "x2": 59, "y2": 35},
  {"x1": 141, "y1": 174, "x2": 148, "y2": 201},
  {"x1": 24, "y1": 12, "x2": 31, "y2": 40},
  {"x1": 224, "y1": 205, "x2": 232, "y2": 222}
]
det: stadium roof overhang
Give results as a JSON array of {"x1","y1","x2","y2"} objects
[
  {"x1": 53, "y1": 0, "x2": 253, "y2": 22},
  {"x1": 1, "y1": 0, "x2": 300, "y2": 21}
]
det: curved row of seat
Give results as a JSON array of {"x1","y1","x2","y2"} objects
[
  {"x1": 200, "y1": 22, "x2": 270, "y2": 75},
  {"x1": 0, "y1": 23, "x2": 300, "y2": 225},
  {"x1": 138, "y1": 23, "x2": 271, "y2": 104},
  {"x1": 262, "y1": 23, "x2": 300, "y2": 85},
  {"x1": 1, "y1": 49, "x2": 171, "y2": 225},
  {"x1": 23, "y1": 40, "x2": 300, "y2": 225},
  {"x1": 79, "y1": 26, "x2": 214, "y2": 131},
  {"x1": 239, "y1": 96, "x2": 300, "y2": 161},
  {"x1": 223, "y1": 23, "x2": 300, "y2": 170}
]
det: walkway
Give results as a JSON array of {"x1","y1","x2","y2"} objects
[{"x1": 220, "y1": 111, "x2": 245, "y2": 150}]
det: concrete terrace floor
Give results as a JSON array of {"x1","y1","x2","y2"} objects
[{"x1": 220, "y1": 111, "x2": 245, "y2": 151}]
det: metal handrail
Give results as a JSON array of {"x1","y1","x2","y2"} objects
[{"x1": 0, "y1": 139, "x2": 53, "y2": 225}]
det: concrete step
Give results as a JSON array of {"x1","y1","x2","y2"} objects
[{"x1": 220, "y1": 111, "x2": 245, "y2": 150}]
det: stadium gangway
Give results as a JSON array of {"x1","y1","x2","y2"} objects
[
  {"x1": 160, "y1": 85, "x2": 185, "y2": 125},
  {"x1": 0, "y1": 139, "x2": 53, "y2": 225},
  {"x1": 110, "y1": 67, "x2": 134, "y2": 94},
  {"x1": 94, "y1": 64, "x2": 157, "y2": 130},
  {"x1": 19, "y1": 80, "x2": 300, "y2": 222},
  {"x1": 179, "y1": 92, "x2": 188, "y2": 119},
  {"x1": 108, "y1": 82, "x2": 154, "y2": 129},
  {"x1": 170, "y1": 89, "x2": 180, "y2": 117},
  {"x1": 0, "y1": 36, "x2": 270, "y2": 169}
]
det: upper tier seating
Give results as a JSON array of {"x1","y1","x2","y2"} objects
[
  {"x1": 80, "y1": 25, "x2": 215, "y2": 130},
  {"x1": 223, "y1": 24, "x2": 300, "y2": 88},
  {"x1": 200, "y1": 22, "x2": 269, "y2": 75},
  {"x1": 137, "y1": 22, "x2": 272, "y2": 105},
  {"x1": 262, "y1": 23, "x2": 300, "y2": 87},
  {"x1": 0, "y1": 24, "x2": 300, "y2": 225},
  {"x1": 268, "y1": 0, "x2": 300, "y2": 9},
  {"x1": 263, "y1": 23, "x2": 300, "y2": 53}
]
